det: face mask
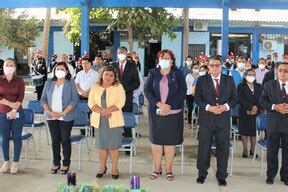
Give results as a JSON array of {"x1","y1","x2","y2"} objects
[
  {"x1": 246, "y1": 76, "x2": 255, "y2": 83},
  {"x1": 258, "y1": 64, "x2": 266, "y2": 70},
  {"x1": 117, "y1": 54, "x2": 126, "y2": 61},
  {"x1": 237, "y1": 62, "x2": 245, "y2": 70},
  {"x1": 3, "y1": 66, "x2": 15, "y2": 75},
  {"x1": 193, "y1": 69, "x2": 199, "y2": 74},
  {"x1": 199, "y1": 71, "x2": 206, "y2": 76},
  {"x1": 55, "y1": 70, "x2": 66, "y2": 79},
  {"x1": 159, "y1": 59, "x2": 171, "y2": 70},
  {"x1": 186, "y1": 60, "x2": 192, "y2": 66}
]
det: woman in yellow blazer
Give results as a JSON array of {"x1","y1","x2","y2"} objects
[{"x1": 88, "y1": 65, "x2": 125, "y2": 179}]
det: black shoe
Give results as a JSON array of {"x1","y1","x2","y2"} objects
[
  {"x1": 125, "y1": 151, "x2": 131, "y2": 156},
  {"x1": 250, "y1": 151, "x2": 258, "y2": 158},
  {"x1": 266, "y1": 178, "x2": 274, "y2": 185},
  {"x1": 51, "y1": 165, "x2": 60, "y2": 174},
  {"x1": 218, "y1": 179, "x2": 227, "y2": 186},
  {"x1": 280, "y1": 178, "x2": 288, "y2": 185},
  {"x1": 96, "y1": 167, "x2": 107, "y2": 178},
  {"x1": 60, "y1": 165, "x2": 70, "y2": 174},
  {"x1": 242, "y1": 154, "x2": 248, "y2": 158},
  {"x1": 196, "y1": 176, "x2": 205, "y2": 184},
  {"x1": 112, "y1": 174, "x2": 119, "y2": 179}
]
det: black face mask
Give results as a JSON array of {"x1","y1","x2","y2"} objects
[{"x1": 52, "y1": 59, "x2": 56, "y2": 62}]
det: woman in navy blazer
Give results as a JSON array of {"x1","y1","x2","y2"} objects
[
  {"x1": 40, "y1": 62, "x2": 79, "y2": 174},
  {"x1": 144, "y1": 50, "x2": 186, "y2": 181}
]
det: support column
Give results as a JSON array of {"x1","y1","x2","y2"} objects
[
  {"x1": 80, "y1": 0, "x2": 89, "y2": 56},
  {"x1": 252, "y1": 28, "x2": 260, "y2": 65},
  {"x1": 48, "y1": 29, "x2": 54, "y2": 64},
  {"x1": 221, "y1": 4, "x2": 229, "y2": 59}
]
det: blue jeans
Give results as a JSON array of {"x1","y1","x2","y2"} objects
[{"x1": 0, "y1": 110, "x2": 24, "y2": 162}]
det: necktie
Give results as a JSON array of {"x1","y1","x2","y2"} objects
[
  {"x1": 119, "y1": 64, "x2": 124, "y2": 78},
  {"x1": 281, "y1": 83, "x2": 286, "y2": 99},
  {"x1": 214, "y1": 79, "x2": 219, "y2": 97}
]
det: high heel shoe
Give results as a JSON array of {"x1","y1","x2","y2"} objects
[
  {"x1": 60, "y1": 165, "x2": 70, "y2": 174},
  {"x1": 96, "y1": 167, "x2": 107, "y2": 178},
  {"x1": 51, "y1": 165, "x2": 60, "y2": 174},
  {"x1": 10, "y1": 162, "x2": 18, "y2": 174},
  {"x1": 112, "y1": 170, "x2": 119, "y2": 179},
  {"x1": 0, "y1": 161, "x2": 10, "y2": 173}
]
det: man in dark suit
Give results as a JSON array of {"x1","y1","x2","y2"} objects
[
  {"x1": 111, "y1": 46, "x2": 140, "y2": 141},
  {"x1": 262, "y1": 67, "x2": 276, "y2": 86},
  {"x1": 195, "y1": 56, "x2": 237, "y2": 186},
  {"x1": 259, "y1": 62, "x2": 288, "y2": 185}
]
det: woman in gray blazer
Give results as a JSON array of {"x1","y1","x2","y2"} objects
[{"x1": 40, "y1": 62, "x2": 79, "y2": 174}]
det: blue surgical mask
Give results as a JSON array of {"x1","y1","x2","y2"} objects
[
  {"x1": 237, "y1": 62, "x2": 245, "y2": 70},
  {"x1": 159, "y1": 59, "x2": 171, "y2": 69},
  {"x1": 193, "y1": 69, "x2": 199, "y2": 74}
]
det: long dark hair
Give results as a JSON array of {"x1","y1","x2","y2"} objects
[
  {"x1": 97, "y1": 65, "x2": 119, "y2": 86},
  {"x1": 52, "y1": 62, "x2": 72, "y2": 81}
]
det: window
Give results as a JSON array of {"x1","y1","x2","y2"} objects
[{"x1": 188, "y1": 44, "x2": 206, "y2": 58}]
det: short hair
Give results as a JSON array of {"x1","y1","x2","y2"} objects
[
  {"x1": 276, "y1": 62, "x2": 288, "y2": 69},
  {"x1": 243, "y1": 68, "x2": 256, "y2": 83},
  {"x1": 208, "y1": 56, "x2": 223, "y2": 64},
  {"x1": 5, "y1": 58, "x2": 17, "y2": 67},
  {"x1": 117, "y1": 46, "x2": 128, "y2": 53},
  {"x1": 258, "y1": 58, "x2": 265, "y2": 63},
  {"x1": 185, "y1": 56, "x2": 193, "y2": 60},
  {"x1": 237, "y1": 56, "x2": 246, "y2": 62}
]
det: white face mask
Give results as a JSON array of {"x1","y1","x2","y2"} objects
[
  {"x1": 258, "y1": 64, "x2": 266, "y2": 70},
  {"x1": 237, "y1": 62, "x2": 245, "y2": 70},
  {"x1": 246, "y1": 76, "x2": 255, "y2": 83},
  {"x1": 186, "y1": 60, "x2": 192, "y2": 66},
  {"x1": 193, "y1": 69, "x2": 199, "y2": 74},
  {"x1": 3, "y1": 66, "x2": 15, "y2": 75},
  {"x1": 199, "y1": 71, "x2": 206, "y2": 76},
  {"x1": 117, "y1": 54, "x2": 126, "y2": 61},
  {"x1": 158, "y1": 59, "x2": 171, "y2": 70},
  {"x1": 55, "y1": 70, "x2": 66, "y2": 79}
]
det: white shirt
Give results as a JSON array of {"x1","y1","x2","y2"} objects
[
  {"x1": 185, "y1": 73, "x2": 196, "y2": 95},
  {"x1": 75, "y1": 69, "x2": 99, "y2": 92},
  {"x1": 255, "y1": 68, "x2": 269, "y2": 84},
  {"x1": 205, "y1": 74, "x2": 230, "y2": 111},
  {"x1": 133, "y1": 71, "x2": 144, "y2": 105},
  {"x1": 119, "y1": 60, "x2": 127, "y2": 72},
  {"x1": 51, "y1": 84, "x2": 64, "y2": 120},
  {"x1": 67, "y1": 63, "x2": 76, "y2": 78}
]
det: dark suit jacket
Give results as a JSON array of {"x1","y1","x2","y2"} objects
[
  {"x1": 237, "y1": 82, "x2": 262, "y2": 116},
  {"x1": 262, "y1": 69, "x2": 274, "y2": 86},
  {"x1": 259, "y1": 80, "x2": 288, "y2": 133},
  {"x1": 144, "y1": 67, "x2": 186, "y2": 113},
  {"x1": 195, "y1": 74, "x2": 237, "y2": 128},
  {"x1": 111, "y1": 60, "x2": 140, "y2": 112}
]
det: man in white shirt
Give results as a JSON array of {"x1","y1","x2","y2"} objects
[
  {"x1": 255, "y1": 58, "x2": 269, "y2": 84},
  {"x1": 60, "y1": 54, "x2": 76, "y2": 79},
  {"x1": 75, "y1": 57, "x2": 99, "y2": 100}
]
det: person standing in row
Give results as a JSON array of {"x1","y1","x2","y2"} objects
[
  {"x1": 0, "y1": 58, "x2": 25, "y2": 174},
  {"x1": 260, "y1": 62, "x2": 288, "y2": 185},
  {"x1": 41, "y1": 62, "x2": 79, "y2": 174},
  {"x1": 195, "y1": 56, "x2": 237, "y2": 186},
  {"x1": 145, "y1": 49, "x2": 186, "y2": 181}
]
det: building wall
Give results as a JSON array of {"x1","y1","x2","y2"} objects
[
  {"x1": 259, "y1": 43, "x2": 284, "y2": 59},
  {"x1": 162, "y1": 32, "x2": 182, "y2": 67},
  {"x1": 53, "y1": 31, "x2": 74, "y2": 56},
  {"x1": 0, "y1": 45, "x2": 14, "y2": 59},
  {"x1": 188, "y1": 32, "x2": 210, "y2": 55},
  {"x1": 120, "y1": 42, "x2": 145, "y2": 76}
]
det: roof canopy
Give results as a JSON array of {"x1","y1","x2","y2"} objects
[{"x1": 1, "y1": 0, "x2": 288, "y2": 9}]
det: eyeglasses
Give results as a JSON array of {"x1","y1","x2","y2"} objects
[
  {"x1": 277, "y1": 69, "x2": 288, "y2": 73},
  {"x1": 208, "y1": 64, "x2": 221, "y2": 68}
]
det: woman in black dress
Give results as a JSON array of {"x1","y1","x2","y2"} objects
[{"x1": 237, "y1": 69, "x2": 262, "y2": 158}]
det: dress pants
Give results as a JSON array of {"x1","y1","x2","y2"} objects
[
  {"x1": 186, "y1": 95, "x2": 194, "y2": 124},
  {"x1": 47, "y1": 120, "x2": 73, "y2": 166},
  {"x1": 197, "y1": 125, "x2": 230, "y2": 180},
  {"x1": 267, "y1": 132, "x2": 288, "y2": 181}
]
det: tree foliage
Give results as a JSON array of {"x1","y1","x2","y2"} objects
[
  {"x1": 0, "y1": 9, "x2": 39, "y2": 53},
  {"x1": 59, "y1": 8, "x2": 180, "y2": 50}
]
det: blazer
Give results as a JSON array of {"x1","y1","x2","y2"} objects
[
  {"x1": 144, "y1": 67, "x2": 187, "y2": 113},
  {"x1": 195, "y1": 74, "x2": 237, "y2": 128},
  {"x1": 111, "y1": 60, "x2": 140, "y2": 112},
  {"x1": 259, "y1": 80, "x2": 288, "y2": 133},
  {"x1": 262, "y1": 69, "x2": 275, "y2": 86},
  {"x1": 237, "y1": 82, "x2": 262, "y2": 116},
  {"x1": 40, "y1": 79, "x2": 79, "y2": 121},
  {"x1": 88, "y1": 83, "x2": 126, "y2": 128}
]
